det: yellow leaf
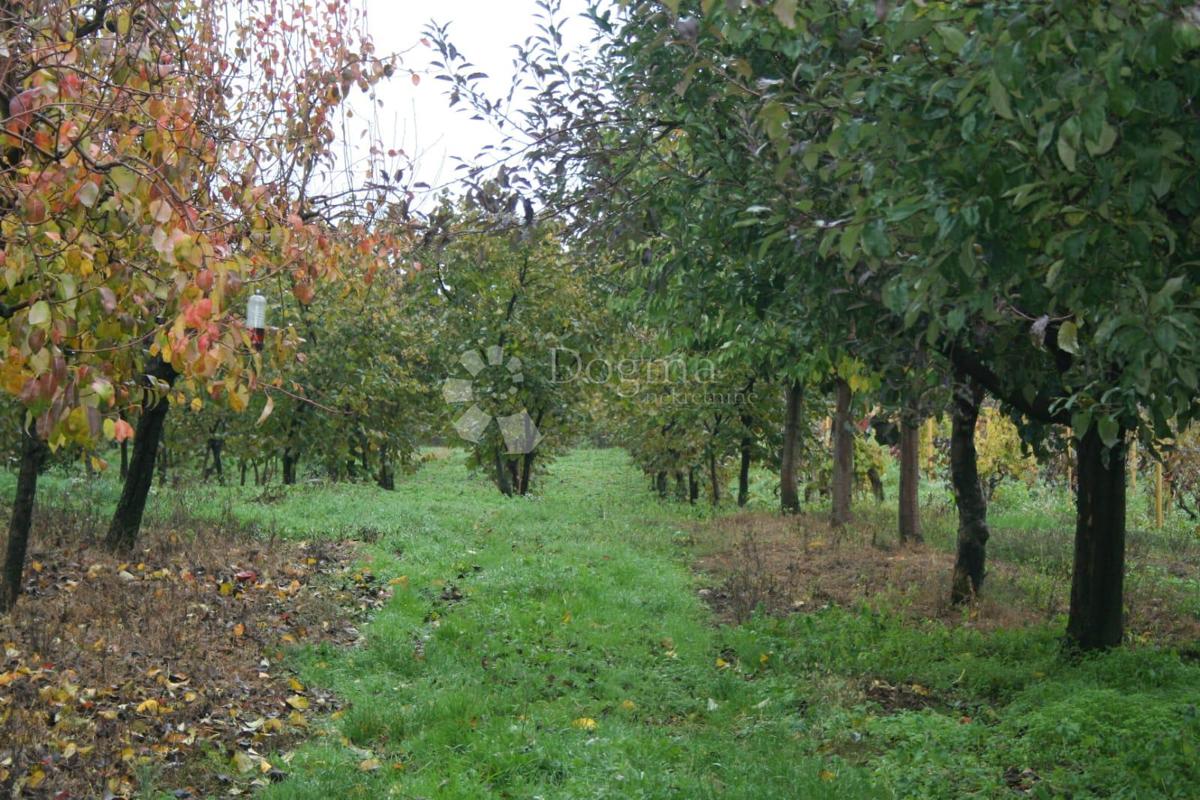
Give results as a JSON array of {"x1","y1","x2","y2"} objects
[
  {"x1": 358, "y1": 758, "x2": 381, "y2": 772},
  {"x1": 388, "y1": 575, "x2": 409, "y2": 587},
  {"x1": 231, "y1": 750, "x2": 257, "y2": 774},
  {"x1": 285, "y1": 694, "x2": 309, "y2": 710},
  {"x1": 136, "y1": 698, "x2": 161, "y2": 715},
  {"x1": 571, "y1": 717, "x2": 597, "y2": 731},
  {"x1": 26, "y1": 766, "x2": 46, "y2": 789},
  {"x1": 819, "y1": 769, "x2": 836, "y2": 782},
  {"x1": 620, "y1": 700, "x2": 636, "y2": 711},
  {"x1": 288, "y1": 677, "x2": 305, "y2": 692},
  {"x1": 715, "y1": 658, "x2": 730, "y2": 670},
  {"x1": 219, "y1": 581, "x2": 234, "y2": 596},
  {"x1": 233, "y1": 623, "x2": 245, "y2": 638},
  {"x1": 256, "y1": 394, "x2": 275, "y2": 426},
  {"x1": 561, "y1": 611, "x2": 572, "y2": 624}
]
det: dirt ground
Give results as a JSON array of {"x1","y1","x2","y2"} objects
[{"x1": 693, "y1": 510, "x2": 1200, "y2": 643}]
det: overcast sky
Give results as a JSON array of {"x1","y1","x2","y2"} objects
[{"x1": 333, "y1": 0, "x2": 596, "y2": 206}]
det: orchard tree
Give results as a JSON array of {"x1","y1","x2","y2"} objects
[
  {"x1": 415, "y1": 201, "x2": 603, "y2": 496},
  {"x1": 736, "y1": 0, "x2": 1199, "y2": 647},
  {"x1": 1, "y1": 0, "x2": 404, "y2": 609}
]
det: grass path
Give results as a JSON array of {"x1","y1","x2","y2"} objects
[
  {"x1": 257, "y1": 450, "x2": 871, "y2": 799},
  {"x1": 6, "y1": 450, "x2": 1199, "y2": 797}
]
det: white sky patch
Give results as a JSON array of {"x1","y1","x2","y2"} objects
[{"x1": 333, "y1": 0, "x2": 595, "y2": 208}]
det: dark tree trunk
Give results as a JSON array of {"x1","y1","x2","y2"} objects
[
  {"x1": 831, "y1": 379, "x2": 854, "y2": 526},
  {"x1": 899, "y1": 414, "x2": 922, "y2": 543},
  {"x1": 688, "y1": 467, "x2": 699, "y2": 504},
  {"x1": 105, "y1": 359, "x2": 177, "y2": 552},
  {"x1": 282, "y1": 450, "x2": 298, "y2": 485},
  {"x1": 738, "y1": 435, "x2": 752, "y2": 508},
  {"x1": 780, "y1": 380, "x2": 802, "y2": 514},
  {"x1": 377, "y1": 443, "x2": 395, "y2": 490},
  {"x1": 674, "y1": 471, "x2": 687, "y2": 501},
  {"x1": 655, "y1": 470, "x2": 668, "y2": 498},
  {"x1": 1, "y1": 430, "x2": 47, "y2": 613},
  {"x1": 1066, "y1": 426, "x2": 1127, "y2": 651},
  {"x1": 950, "y1": 382, "x2": 989, "y2": 603},
  {"x1": 495, "y1": 451, "x2": 514, "y2": 497},
  {"x1": 708, "y1": 451, "x2": 720, "y2": 507},
  {"x1": 204, "y1": 436, "x2": 224, "y2": 482},
  {"x1": 507, "y1": 458, "x2": 519, "y2": 491},
  {"x1": 239, "y1": 458, "x2": 248, "y2": 487},
  {"x1": 377, "y1": 463, "x2": 395, "y2": 490},
  {"x1": 867, "y1": 467, "x2": 885, "y2": 503},
  {"x1": 519, "y1": 450, "x2": 535, "y2": 495}
]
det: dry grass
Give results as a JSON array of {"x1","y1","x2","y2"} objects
[
  {"x1": 0, "y1": 507, "x2": 389, "y2": 798},
  {"x1": 694, "y1": 510, "x2": 1200, "y2": 642}
]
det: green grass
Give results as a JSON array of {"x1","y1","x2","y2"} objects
[{"x1": 6, "y1": 450, "x2": 1200, "y2": 798}]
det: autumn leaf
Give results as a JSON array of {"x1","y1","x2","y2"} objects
[{"x1": 112, "y1": 418, "x2": 135, "y2": 443}]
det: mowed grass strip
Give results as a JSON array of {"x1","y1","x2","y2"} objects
[{"x1": 257, "y1": 450, "x2": 870, "y2": 799}]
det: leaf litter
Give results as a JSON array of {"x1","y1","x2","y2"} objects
[{"x1": 0, "y1": 513, "x2": 392, "y2": 797}]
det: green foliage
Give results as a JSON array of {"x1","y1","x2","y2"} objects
[{"x1": 411, "y1": 202, "x2": 605, "y2": 493}]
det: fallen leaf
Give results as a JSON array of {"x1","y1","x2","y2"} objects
[{"x1": 232, "y1": 750, "x2": 257, "y2": 774}]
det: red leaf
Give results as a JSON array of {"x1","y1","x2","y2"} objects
[{"x1": 113, "y1": 419, "x2": 134, "y2": 443}]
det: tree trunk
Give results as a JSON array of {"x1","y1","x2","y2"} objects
[
  {"x1": 495, "y1": 451, "x2": 514, "y2": 497},
  {"x1": 688, "y1": 467, "x2": 699, "y2": 505},
  {"x1": 282, "y1": 450, "x2": 298, "y2": 485},
  {"x1": 205, "y1": 436, "x2": 224, "y2": 482},
  {"x1": 867, "y1": 467, "x2": 885, "y2": 503},
  {"x1": 1, "y1": 430, "x2": 47, "y2": 613},
  {"x1": 655, "y1": 470, "x2": 668, "y2": 498},
  {"x1": 519, "y1": 450, "x2": 535, "y2": 496},
  {"x1": 240, "y1": 458, "x2": 248, "y2": 487},
  {"x1": 831, "y1": 379, "x2": 854, "y2": 526},
  {"x1": 377, "y1": 462, "x2": 395, "y2": 490},
  {"x1": 899, "y1": 414, "x2": 922, "y2": 543},
  {"x1": 738, "y1": 435, "x2": 752, "y2": 508},
  {"x1": 105, "y1": 359, "x2": 177, "y2": 552},
  {"x1": 780, "y1": 380, "x2": 801, "y2": 514},
  {"x1": 708, "y1": 451, "x2": 720, "y2": 507},
  {"x1": 950, "y1": 382, "x2": 989, "y2": 603},
  {"x1": 674, "y1": 471, "x2": 687, "y2": 501},
  {"x1": 1066, "y1": 425, "x2": 1127, "y2": 651}
]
